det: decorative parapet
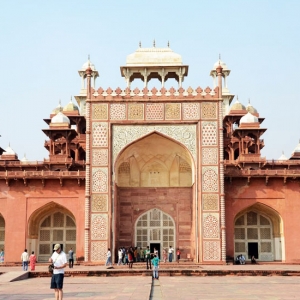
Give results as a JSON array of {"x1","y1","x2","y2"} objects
[{"x1": 91, "y1": 86, "x2": 219, "y2": 101}]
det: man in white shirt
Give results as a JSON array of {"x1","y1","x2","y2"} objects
[
  {"x1": 21, "y1": 249, "x2": 29, "y2": 271},
  {"x1": 168, "y1": 246, "x2": 174, "y2": 262},
  {"x1": 49, "y1": 244, "x2": 67, "y2": 300},
  {"x1": 106, "y1": 248, "x2": 112, "y2": 266}
]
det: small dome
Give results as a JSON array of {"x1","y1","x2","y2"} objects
[
  {"x1": 21, "y1": 154, "x2": 28, "y2": 162},
  {"x1": 230, "y1": 98, "x2": 246, "y2": 111},
  {"x1": 293, "y1": 141, "x2": 300, "y2": 153},
  {"x1": 213, "y1": 59, "x2": 229, "y2": 71},
  {"x1": 51, "y1": 102, "x2": 63, "y2": 114},
  {"x1": 246, "y1": 100, "x2": 258, "y2": 114},
  {"x1": 126, "y1": 47, "x2": 183, "y2": 66},
  {"x1": 240, "y1": 112, "x2": 259, "y2": 123},
  {"x1": 4, "y1": 145, "x2": 15, "y2": 155},
  {"x1": 63, "y1": 99, "x2": 79, "y2": 112},
  {"x1": 81, "y1": 58, "x2": 96, "y2": 71},
  {"x1": 51, "y1": 112, "x2": 70, "y2": 124},
  {"x1": 278, "y1": 152, "x2": 288, "y2": 160}
]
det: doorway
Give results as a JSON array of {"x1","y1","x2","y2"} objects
[
  {"x1": 248, "y1": 242, "x2": 258, "y2": 259},
  {"x1": 150, "y1": 243, "x2": 161, "y2": 258}
]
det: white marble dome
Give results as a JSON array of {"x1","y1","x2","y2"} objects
[
  {"x1": 63, "y1": 100, "x2": 79, "y2": 112},
  {"x1": 4, "y1": 145, "x2": 15, "y2": 155},
  {"x1": 51, "y1": 112, "x2": 70, "y2": 124},
  {"x1": 126, "y1": 47, "x2": 183, "y2": 66},
  {"x1": 293, "y1": 141, "x2": 300, "y2": 153},
  {"x1": 240, "y1": 112, "x2": 259, "y2": 123},
  {"x1": 81, "y1": 59, "x2": 96, "y2": 71},
  {"x1": 246, "y1": 101, "x2": 258, "y2": 114},
  {"x1": 213, "y1": 59, "x2": 229, "y2": 71},
  {"x1": 51, "y1": 103, "x2": 63, "y2": 115},
  {"x1": 278, "y1": 152, "x2": 288, "y2": 160},
  {"x1": 230, "y1": 98, "x2": 246, "y2": 111}
]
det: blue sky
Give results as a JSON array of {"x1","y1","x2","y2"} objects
[{"x1": 0, "y1": 1, "x2": 299, "y2": 160}]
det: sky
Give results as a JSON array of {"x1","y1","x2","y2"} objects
[{"x1": 0, "y1": 0, "x2": 299, "y2": 161}]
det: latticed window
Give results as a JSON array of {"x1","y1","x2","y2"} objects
[
  {"x1": 234, "y1": 211, "x2": 273, "y2": 260},
  {"x1": 135, "y1": 209, "x2": 175, "y2": 250},
  {"x1": 38, "y1": 213, "x2": 76, "y2": 262}
]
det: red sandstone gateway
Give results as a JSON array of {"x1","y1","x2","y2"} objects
[{"x1": 0, "y1": 45, "x2": 297, "y2": 264}]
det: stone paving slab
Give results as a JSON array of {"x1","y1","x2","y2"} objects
[
  {"x1": 0, "y1": 275, "x2": 300, "y2": 299},
  {"x1": 0, "y1": 271, "x2": 29, "y2": 283}
]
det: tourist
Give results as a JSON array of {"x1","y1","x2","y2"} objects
[
  {"x1": 49, "y1": 243, "x2": 67, "y2": 300},
  {"x1": 0, "y1": 249, "x2": 4, "y2": 263},
  {"x1": 105, "y1": 248, "x2": 112, "y2": 266},
  {"x1": 176, "y1": 248, "x2": 181, "y2": 263},
  {"x1": 168, "y1": 246, "x2": 174, "y2": 262},
  {"x1": 162, "y1": 248, "x2": 167, "y2": 263},
  {"x1": 117, "y1": 248, "x2": 123, "y2": 265},
  {"x1": 68, "y1": 248, "x2": 74, "y2": 268},
  {"x1": 140, "y1": 247, "x2": 145, "y2": 262},
  {"x1": 21, "y1": 249, "x2": 29, "y2": 271},
  {"x1": 29, "y1": 251, "x2": 36, "y2": 271},
  {"x1": 145, "y1": 246, "x2": 151, "y2": 269},
  {"x1": 251, "y1": 256, "x2": 257, "y2": 264},
  {"x1": 128, "y1": 248, "x2": 134, "y2": 269},
  {"x1": 151, "y1": 254, "x2": 160, "y2": 279}
]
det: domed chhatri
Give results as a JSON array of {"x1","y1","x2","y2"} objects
[
  {"x1": 230, "y1": 97, "x2": 246, "y2": 111},
  {"x1": 213, "y1": 59, "x2": 229, "y2": 71},
  {"x1": 278, "y1": 151, "x2": 288, "y2": 160},
  {"x1": 63, "y1": 98, "x2": 79, "y2": 112},
  {"x1": 51, "y1": 112, "x2": 70, "y2": 125},
  {"x1": 246, "y1": 99, "x2": 258, "y2": 115},
  {"x1": 4, "y1": 144, "x2": 16, "y2": 155},
  {"x1": 240, "y1": 112, "x2": 259, "y2": 124},
  {"x1": 81, "y1": 58, "x2": 96, "y2": 71},
  {"x1": 51, "y1": 101, "x2": 63, "y2": 115}
]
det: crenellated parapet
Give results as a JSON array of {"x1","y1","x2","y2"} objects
[{"x1": 90, "y1": 86, "x2": 220, "y2": 101}]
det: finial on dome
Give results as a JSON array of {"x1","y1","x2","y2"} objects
[
  {"x1": 88, "y1": 54, "x2": 90, "y2": 60},
  {"x1": 248, "y1": 98, "x2": 251, "y2": 104},
  {"x1": 70, "y1": 96, "x2": 72, "y2": 102},
  {"x1": 167, "y1": 41, "x2": 170, "y2": 47},
  {"x1": 236, "y1": 95, "x2": 239, "y2": 101},
  {"x1": 139, "y1": 41, "x2": 141, "y2": 48},
  {"x1": 59, "y1": 99, "x2": 61, "y2": 106},
  {"x1": 153, "y1": 39, "x2": 156, "y2": 47}
]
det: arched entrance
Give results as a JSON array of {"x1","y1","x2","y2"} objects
[
  {"x1": 234, "y1": 205, "x2": 283, "y2": 261},
  {"x1": 38, "y1": 212, "x2": 76, "y2": 262},
  {"x1": 0, "y1": 215, "x2": 5, "y2": 250},
  {"x1": 28, "y1": 202, "x2": 76, "y2": 262},
  {"x1": 135, "y1": 208, "x2": 175, "y2": 258}
]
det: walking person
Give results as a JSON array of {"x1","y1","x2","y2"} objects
[
  {"x1": 145, "y1": 246, "x2": 151, "y2": 269},
  {"x1": 168, "y1": 246, "x2": 174, "y2": 262},
  {"x1": 162, "y1": 248, "x2": 167, "y2": 263},
  {"x1": 176, "y1": 248, "x2": 181, "y2": 263},
  {"x1": 29, "y1": 251, "x2": 36, "y2": 271},
  {"x1": 68, "y1": 248, "x2": 74, "y2": 268},
  {"x1": 49, "y1": 243, "x2": 67, "y2": 300},
  {"x1": 151, "y1": 254, "x2": 160, "y2": 279},
  {"x1": 106, "y1": 248, "x2": 112, "y2": 266},
  {"x1": 117, "y1": 248, "x2": 123, "y2": 266},
  {"x1": 0, "y1": 249, "x2": 4, "y2": 263},
  {"x1": 128, "y1": 248, "x2": 134, "y2": 269},
  {"x1": 21, "y1": 249, "x2": 29, "y2": 271}
]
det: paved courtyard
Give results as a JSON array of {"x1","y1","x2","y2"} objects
[{"x1": 0, "y1": 275, "x2": 300, "y2": 299}]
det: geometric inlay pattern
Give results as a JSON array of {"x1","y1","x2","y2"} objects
[
  {"x1": 92, "y1": 168, "x2": 108, "y2": 193},
  {"x1": 203, "y1": 213, "x2": 219, "y2": 238},
  {"x1": 201, "y1": 121, "x2": 217, "y2": 146},
  {"x1": 91, "y1": 214, "x2": 108, "y2": 240},
  {"x1": 182, "y1": 103, "x2": 200, "y2": 120},
  {"x1": 110, "y1": 103, "x2": 126, "y2": 120},
  {"x1": 92, "y1": 122, "x2": 108, "y2": 147},
  {"x1": 165, "y1": 103, "x2": 181, "y2": 120},
  {"x1": 92, "y1": 104, "x2": 108, "y2": 120},
  {"x1": 92, "y1": 149, "x2": 108, "y2": 166},
  {"x1": 202, "y1": 148, "x2": 218, "y2": 165},
  {"x1": 91, "y1": 241, "x2": 107, "y2": 261},
  {"x1": 128, "y1": 103, "x2": 144, "y2": 120},
  {"x1": 146, "y1": 103, "x2": 164, "y2": 120},
  {"x1": 202, "y1": 194, "x2": 219, "y2": 211},
  {"x1": 203, "y1": 241, "x2": 220, "y2": 261},
  {"x1": 201, "y1": 102, "x2": 217, "y2": 119},
  {"x1": 112, "y1": 124, "x2": 197, "y2": 163},
  {"x1": 91, "y1": 194, "x2": 108, "y2": 212},
  {"x1": 202, "y1": 167, "x2": 218, "y2": 192}
]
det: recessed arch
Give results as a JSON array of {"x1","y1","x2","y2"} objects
[
  {"x1": 115, "y1": 132, "x2": 194, "y2": 187},
  {"x1": 0, "y1": 214, "x2": 5, "y2": 251}
]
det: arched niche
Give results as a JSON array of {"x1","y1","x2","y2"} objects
[
  {"x1": 0, "y1": 214, "x2": 5, "y2": 250},
  {"x1": 115, "y1": 132, "x2": 194, "y2": 187}
]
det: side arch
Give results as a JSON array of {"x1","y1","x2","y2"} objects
[{"x1": 234, "y1": 203, "x2": 284, "y2": 261}]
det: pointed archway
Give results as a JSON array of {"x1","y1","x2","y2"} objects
[
  {"x1": 234, "y1": 203, "x2": 284, "y2": 261},
  {"x1": 28, "y1": 202, "x2": 76, "y2": 262},
  {"x1": 0, "y1": 214, "x2": 5, "y2": 252}
]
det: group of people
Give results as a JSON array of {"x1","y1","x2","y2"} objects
[
  {"x1": 235, "y1": 254, "x2": 257, "y2": 265},
  {"x1": 21, "y1": 249, "x2": 37, "y2": 271}
]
